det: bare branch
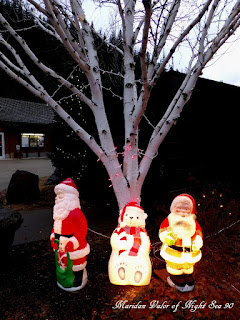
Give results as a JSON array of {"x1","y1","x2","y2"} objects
[
  {"x1": 141, "y1": 0, "x2": 152, "y2": 90},
  {"x1": 149, "y1": 0, "x2": 213, "y2": 90},
  {"x1": 0, "y1": 44, "x2": 111, "y2": 170},
  {"x1": 34, "y1": 16, "x2": 63, "y2": 42},
  {"x1": 0, "y1": 13, "x2": 95, "y2": 103},
  {"x1": 43, "y1": 0, "x2": 88, "y2": 71},
  {"x1": 27, "y1": 0, "x2": 48, "y2": 16},
  {"x1": 199, "y1": 0, "x2": 221, "y2": 64},
  {"x1": 148, "y1": 0, "x2": 181, "y2": 79},
  {"x1": 201, "y1": 0, "x2": 240, "y2": 68},
  {"x1": 133, "y1": 16, "x2": 145, "y2": 44}
]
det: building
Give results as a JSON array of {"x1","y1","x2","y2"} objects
[{"x1": 0, "y1": 97, "x2": 54, "y2": 159}]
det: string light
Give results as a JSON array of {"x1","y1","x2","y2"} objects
[
  {"x1": 101, "y1": 85, "x2": 123, "y2": 100},
  {"x1": 107, "y1": 165, "x2": 123, "y2": 187},
  {"x1": 95, "y1": 143, "x2": 159, "y2": 167},
  {"x1": 198, "y1": 190, "x2": 236, "y2": 218},
  {"x1": 124, "y1": 145, "x2": 132, "y2": 152}
]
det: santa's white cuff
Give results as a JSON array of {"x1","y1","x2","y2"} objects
[
  {"x1": 159, "y1": 230, "x2": 169, "y2": 243},
  {"x1": 69, "y1": 236, "x2": 80, "y2": 250},
  {"x1": 194, "y1": 235, "x2": 203, "y2": 248},
  {"x1": 72, "y1": 261, "x2": 87, "y2": 272},
  {"x1": 69, "y1": 243, "x2": 90, "y2": 259}
]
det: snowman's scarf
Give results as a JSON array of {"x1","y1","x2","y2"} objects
[{"x1": 115, "y1": 226, "x2": 146, "y2": 256}]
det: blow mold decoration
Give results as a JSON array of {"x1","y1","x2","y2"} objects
[
  {"x1": 108, "y1": 202, "x2": 152, "y2": 286},
  {"x1": 50, "y1": 178, "x2": 90, "y2": 292},
  {"x1": 159, "y1": 194, "x2": 203, "y2": 292}
]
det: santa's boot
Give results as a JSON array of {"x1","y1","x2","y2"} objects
[
  {"x1": 73, "y1": 268, "x2": 88, "y2": 290},
  {"x1": 183, "y1": 274, "x2": 194, "y2": 292},
  {"x1": 167, "y1": 274, "x2": 194, "y2": 292},
  {"x1": 167, "y1": 274, "x2": 186, "y2": 291}
]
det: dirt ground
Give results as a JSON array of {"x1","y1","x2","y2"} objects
[{"x1": 0, "y1": 178, "x2": 240, "y2": 319}]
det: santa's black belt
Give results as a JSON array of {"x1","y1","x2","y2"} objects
[
  {"x1": 54, "y1": 233, "x2": 73, "y2": 239},
  {"x1": 169, "y1": 245, "x2": 191, "y2": 253}
]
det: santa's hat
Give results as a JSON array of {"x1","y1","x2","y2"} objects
[
  {"x1": 54, "y1": 178, "x2": 79, "y2": 197},
  {"x1": 170, "y1": 193, "x2": 195, "y2": 214},
  {"x1": 119, "y1": 202, "x2": 145, "y2": 223}
]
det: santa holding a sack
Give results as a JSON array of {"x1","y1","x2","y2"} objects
[
  {"x1": 159, "y1": 194, "x2": 203, "y2": 292},
  {"x1": 50, "y1": 178, "x2": 90, "y2": 292}
]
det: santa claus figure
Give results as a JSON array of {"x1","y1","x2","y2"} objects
[
  {"x1": 50, "y1": 178, "x2": 90, "y2": 292},
  {"x1": 108, "y1": 202, "x2": 152, "y2": 286},
  {"x1": 159, "y1": 194, "x2": 203, "y2": 292}
]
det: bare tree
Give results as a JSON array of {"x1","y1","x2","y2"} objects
[{"x1": 0, "y1": 0, "x2": 239, "y2": 209}]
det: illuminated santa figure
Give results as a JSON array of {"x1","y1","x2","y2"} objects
[
  {"x1": 50, "y1": 178, "x2": 90, "y2": 292},
  {"x1": 159, "y1": 194, "x2": 203, "y2": 292},
  {"x1": 108, "y1": 202, "x2": 152, "y2": 286}
]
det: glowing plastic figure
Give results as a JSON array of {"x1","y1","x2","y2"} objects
[
  {"x1": 159, "y1": 194, "x2": 203, "y2": 292},
  {"x1": 108, "y1": 202, "x2": 152, "y2": 286},
  {"x1": 50, "y1": 178, "x2": 90, "y2": 292}
]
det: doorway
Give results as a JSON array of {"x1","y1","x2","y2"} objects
[{"x1": 0, "y1": 132, "x2": 5, "y2": 159}]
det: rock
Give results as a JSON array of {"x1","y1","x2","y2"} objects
[
  {"x1": 6, "y1": 170, "x2": 40, "y2": 204},
  {"x1": 45, "y1": 169, "x2": 62, "y2": 185},
  {"x1": 0, "y1": 208, "x2": 23, "y2": 255}
]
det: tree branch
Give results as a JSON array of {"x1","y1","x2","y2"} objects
[
  {"x1": 199, "y1": 0, "x2": 220, "y2": 64},
  {"x1": 149, "y1": 0, "x2": 213, "y2": 90},
  {"x1": 141, "y1": 0, "x2": 152, "y2": 94},
  {"x1": 0, "y1": 58, "x2": 101, "y2": 155},
  {"x1": 148, "y1": 0, "x2": 181, "y2": 80},
  {"x1": 132, "y1": 0, "x2": 211, "y2": 134},
  {"x1": 27, "y1": 0, "x2": 48, "y2": 16},
  {"x1": 43, "y1": 0, "x2": 88, "y2": 71},
  {"x1": 200, "y1": 0, "x2": 240, "y2": 68},
  {"x1": 0, "y1": 13, "x2": 96, "y2": 108}
]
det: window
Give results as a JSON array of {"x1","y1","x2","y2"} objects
[{"x1": 21, "y1": 133, "x2": 45, "y2": 148}]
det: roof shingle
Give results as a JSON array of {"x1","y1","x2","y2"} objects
[{"x1": 0, "y1": 97, "x2": 54, "y2": 125}]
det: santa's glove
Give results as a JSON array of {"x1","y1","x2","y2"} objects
[
  {"x1": 50, "y1": 235, "x2": 58, "y2": 250},
  {"x1": 59, "y1": 236, "x2": 71, "y2": 252},
  {"x1": 164, "y1": 232, "x2": 176, "y2": 246},
  {"x1": 65, "y1": 241, "x2": 74, "y2": 252},
  {"x1": 192, "y1": 235, "x2": 203, "y2": 252}
]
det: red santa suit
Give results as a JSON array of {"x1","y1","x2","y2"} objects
[
  {"x1": 50, "y1": 207, "x2": 90, "y2": 271},
  {"x1": 50, "y1": 178, "x2": 90, "y2": 290}
]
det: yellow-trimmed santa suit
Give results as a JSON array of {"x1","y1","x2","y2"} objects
[
  {"x1": 159, "y1": 219, "x2": 203, "y2": 274},
  {"x1": 159, "y1": 193, "x2": 203, "y2": 275}
]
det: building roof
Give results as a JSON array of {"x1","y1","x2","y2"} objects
[{"x1": 0, "y1": 97, "x2": 54, "y2": 125}]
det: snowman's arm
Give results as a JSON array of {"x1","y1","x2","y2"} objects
[
  {"x1": 140, "y1": 232, "x2": 151, "y2": 252},
  {"x1": 110, "y1": 232, "x2": 129, "y2": 250}
]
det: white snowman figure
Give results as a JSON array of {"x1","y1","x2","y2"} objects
[{"x1": 108, "y1": 202, "x2": 152, "y2": 286}]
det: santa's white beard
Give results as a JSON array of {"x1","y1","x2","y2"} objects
[
  {"x1": 53, "y1": 195, "x2": 80, "y2": 221},
  {"x1": 168, "y1": 212, "x2": 196, "y2": 239}
]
